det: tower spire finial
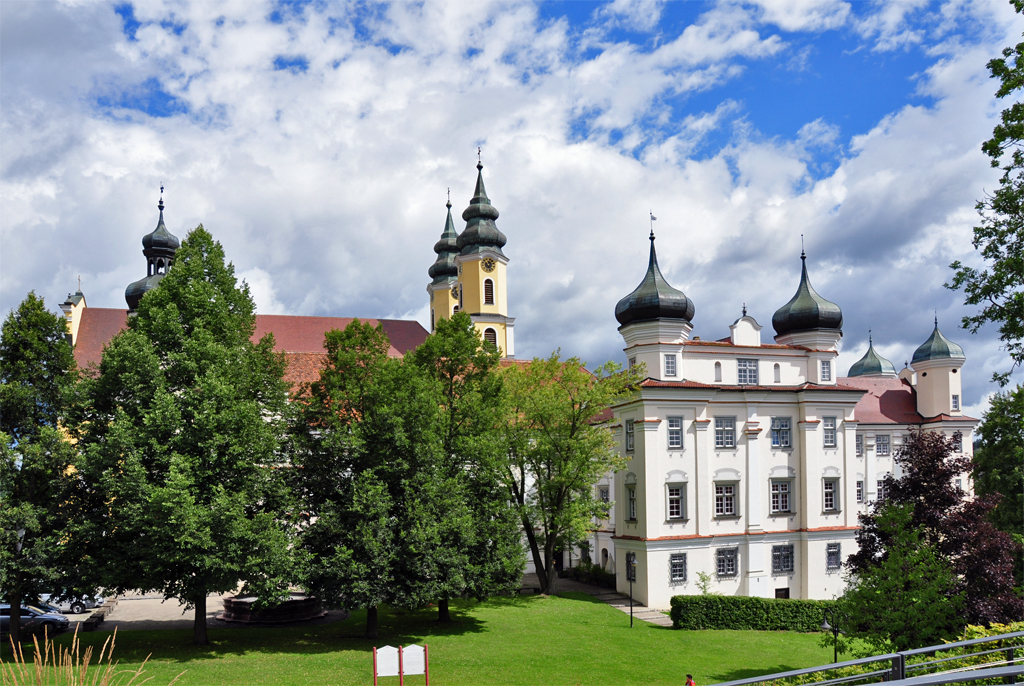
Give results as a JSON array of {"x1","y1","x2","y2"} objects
[
  {"x1": 934, "y1": 310, "x2": 938, "y2": 327},
  {"x1": 477, "y1": 146, "x2": 482, "y2": 169},
  {"x1": 742, "y1": 302, "x2": 747, "y2": 316},
  {"x1": 78, "y1": 275, "x2": 81, "y2": 291},
  {"x1": 447, "y1": 187, "x2": 451, "y2": 209},
  {"x1": 800, "y1": 234, "x2": 805, "y2": 259},
  {"x1": 158, "y1": 184, "x2": 164, "y2": 212},
  {"x1": 649, "y1": 211, "x2": 657, "y2": 240},
  {"x1": 869, "y1": 328, "x2": 872, "y2": 344}
]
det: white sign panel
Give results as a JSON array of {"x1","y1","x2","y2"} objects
[
  {"x1": 403, "y1": 645, "x2": 425, "y2": 675},
  {"x1": 376, "y1": 646, "x2": 399, "y2": 677}
]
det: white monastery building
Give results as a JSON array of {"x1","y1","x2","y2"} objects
[{"x1": 599, "y1": 233, "x2": 977, "y2": 608}]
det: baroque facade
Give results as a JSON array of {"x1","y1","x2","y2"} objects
[{"x1": 597, "y1": 233, "x2": 977, "y2": 608}]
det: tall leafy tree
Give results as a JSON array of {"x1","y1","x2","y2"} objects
[
  {"x1": 497, "y1": 353, "x2": 638, "y2": 595},
  {"x1": 409, "y1": 312, "x2": 524, "y2": 621},
  {"x1": 972, "y1": 386, "x2": 1024, "y2": 585},
  {"x1": 847, "y1": 430, "x2": 1023, "y2": 626},
  {"x1": 841, "y1": 504, "x2": 965, "y2": 653},
  {"x1": 0, "y1": 292, "x2": 79, "y2": 646},
  {"x1": 947, "y1": 0, "x2": 1024, "y2": 385},
  {"x1": 74, "y1": 226, "x2": 294, "y2": 645},
  {"x1": 293, "y1": 320, "x2": 430, "y2": 638}
]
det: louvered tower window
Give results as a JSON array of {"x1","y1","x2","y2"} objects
[
  {"x1": 484, "y1": 328, "x2": 498, "y2": 347},
  {"x1": 484, "y1": 278, "x2": 495, "y2": 305}
]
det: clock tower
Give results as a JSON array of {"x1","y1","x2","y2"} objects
[{"x1": 428, "y1": 158, "x2": 515, "y2": 357}]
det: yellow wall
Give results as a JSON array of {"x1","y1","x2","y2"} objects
[
  {"x1": 429, "y1": 282, "x2": 460, "y2": 329},
  {"x1": 458, "y1": 256, "x2": 507, "y2": 316}
]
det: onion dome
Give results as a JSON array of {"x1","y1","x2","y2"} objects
[
  {"x1": 456, "y1": 161, "x2": 506, "y2": 257},
  {"x1": 615, "y1": 232, "x2": 695, "y2": 326},
  {"x1": 126, "y1": 193, "x2": 179, "y2": 312},
  {"x1": 848, "y1": 333, "x2": 897, "y2": 377},
  {"x1": 772, "y1": 252, "x2": 843, "y2": 337},
  {"x1": 911, "y1": 318, "x2": 965, "y2": 365},
  {"x1": 429, "y1": 196, "x2": 459, "y2": 283}
]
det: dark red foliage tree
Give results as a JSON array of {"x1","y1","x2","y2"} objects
[{"x1": 848, "y1": 429, "x2": 1023, "y2": 625}]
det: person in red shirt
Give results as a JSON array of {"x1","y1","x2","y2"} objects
[{"x1": 686, "y1": 675, "x2": 696, "y2": 686}]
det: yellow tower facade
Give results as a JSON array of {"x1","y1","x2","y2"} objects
[{"x1": 427, "y1": 161, "x2": 515, "y2": 357}]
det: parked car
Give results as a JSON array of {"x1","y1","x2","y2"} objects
[
  {"x1": 0, "y1": 604, "x2": 70, "y2": 637},
  {"x1": 38, "y1": 593, "x2": 102, "y2": 615},
  {"x1": 31, "y1": 597, "x2": 63, "y2": 614}
]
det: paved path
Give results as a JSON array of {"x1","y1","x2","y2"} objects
[{"x1": 521, "y1": 573, "x2": 674, "y2": 628}]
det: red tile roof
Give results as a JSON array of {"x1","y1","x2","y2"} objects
[
  {"x1": 837, "y1": 376, "x2": 923, "y2": 425},
  {"x1": 73, "y1": 308, "x2": 428, "y2": 386}
]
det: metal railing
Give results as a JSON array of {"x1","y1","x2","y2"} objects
[{"x1": 711, "y1": 630, "x2": 1024, "y2": 686}]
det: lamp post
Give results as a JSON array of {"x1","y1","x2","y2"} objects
[
  {"x1": 626, "y1": 552, "x2": 637, "y2": 628},
  {"x1": 821, "y1": 607, "x2": 845, "y2": 663}
]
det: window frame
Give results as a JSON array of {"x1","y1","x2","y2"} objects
[
  {"x1": 483, "y1": 328, "x2": 498, "y2": 347},
  {"x1": 822, "y1": 417, "x2": 837, "y2": 448},
  {"x1": 625, "y1": 420, "x2": 635, "y2": 452},
  {"x1": 772, "y1": 544, "x2": 795, "y2": 574},
  {"x1": 737, "y1": 359, "x2": 759, "y2": 385},
  {"x1": 823, "y1": 478, "x2": 839, "y2": 512},
  {"x1": 952, "y1": 394, "x2": 960, "y2": 411},
  {"x1": 666, "y1": 483, "x2": 686, "y2": 520},
  {"x1": 826, "y1": 543, "x2": 841, "y2": 572},
  {"x1": 667, "y1": 416, "x2": 683, "y2": 449},
  {"x1": 598, "y1": 486, "x2": 610, "y2": 503},
  {"x1": 876, "y1": 434, "x2": 891, "y2": 456},
  {"x1": 821, "y1": 360, "x2": 832, "y2": 382},
  {"x1": 665, "y1": 353, "x2": 677, "y2": 377},
  {"x1": 855, "y1": 434, "x2": 863, "y2": 456},
  {"x1": 483, "y1": 278, "x2": 495, "y2": 305},
  {"x1": 876, "y1": 479, "x2": 887, "y2": 501},
  {"x1": 856, "y1": 480, "x2": 864, "y2": 503},
  {"x1": 716, "y1": 547, "x2": 739, "y2": 577},
  {"x1": 626, "y1": 485, "x2": 637, "y2": 520},
  {"x1": 771, "y1": 417, "x2": 792, "y2": 448},
  {"x1": 714, "y1": 482, "x2": 738, "y2": 517},
  {"x1": 670, "y1": 553, "x2": 687, "y2": 583},
  {"x1": 715, "y1": 417, "x2": 736, "y2": 449},
  {"x1": 770, "y1": 479, "x2": 793, "y2": 514}
]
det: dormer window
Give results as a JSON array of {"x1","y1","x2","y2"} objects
[{"x1": 484, "y1": 278, "x2": 495, "y2": 305}]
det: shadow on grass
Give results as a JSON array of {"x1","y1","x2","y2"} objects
[
  {"x1": 17, "y1": 595, "x2": 549, "y2": 665},
  {"x1": 709, "y1": 665, "x2": 814, "y2": 683}
]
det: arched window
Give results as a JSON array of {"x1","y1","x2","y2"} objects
[
  {"x1": 156, "y1": 259, "x2": 165, "y2": 275},
  {"x1": 484, "y1": 278, "x2": 495, "y2": 305},
  {"x1": 148, "y1": 260, "x2": 154, "y2": 277},
  {"x1": 452, "y1": 305, "x2": 460, "y2": 314},
  {"x1": 774, "y1": 363, "x2": 781, "y2": 383},
  {"x1": 714, "y1": 361, "x2": 722, "y2": 382},
  {"x1": 601, "y1": 548, "x2": 609, "y2": 570},
  {"x1": 484, "y1": 328, "x2": 498, "y2": 347}
]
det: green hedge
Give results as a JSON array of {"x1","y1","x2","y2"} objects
[
  {"x1": 670, "y1": 594, "x2": 835, "y2": 631},
  {"x1": 561, "y1": 563, "x2": 617, "y2": 589}
]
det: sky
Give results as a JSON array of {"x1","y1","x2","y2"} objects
[{"x1": 2, "y1": 0, "x2": 1022, "y2": 417}]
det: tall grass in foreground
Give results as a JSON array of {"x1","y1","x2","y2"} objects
[{"x1": 1, "y1": 626, "x2": 184, "y2": 686}]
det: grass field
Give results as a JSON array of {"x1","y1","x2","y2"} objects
[{"x1": 3, "y1": 592, "x2": 834, "y2": 686}]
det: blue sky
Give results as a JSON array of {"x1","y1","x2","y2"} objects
[{"x1": 1, "y1": 0, "x2": 1022, "y2": 414}]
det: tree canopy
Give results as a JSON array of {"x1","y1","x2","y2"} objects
[
  {"x1": 497, "y1": 353, "x2": 639, "y2": 595},
  {"x1": 74, "y1": 226, "x2": 294, "y2": 645},
  {"x1": 0, "y1": 292, "x2": 79, "y2": 646},
  {"x1": 947, "y1": 0, "x2": 1024, "y2": 384},
  {"x1": 847, "y1": 430, "x2": 1023, "y2": 627}
]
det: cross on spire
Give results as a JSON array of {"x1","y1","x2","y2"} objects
[{"x1": 742, "y1": 303, "x2": 747, "y2": 316}]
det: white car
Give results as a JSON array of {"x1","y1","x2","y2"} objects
[{"x1": 38, "y1": 594, "x2": 101, "y2": 615}]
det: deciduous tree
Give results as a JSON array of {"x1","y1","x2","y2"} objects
[
  {"x1": 0, "y1": 292, "x2": 79, "y2": 646},
  {"x1": 847, "y1": 430, "x2": 1023, "y2": 627},
  {"x1": 497, "y1": 353, "x2": 638, "y2": 595},
  {"x1": 947, "y1": 0, "x2": 1024, "y2": 384},
  {"x1": 74, "y1": 226, "x2": 294, "y2": 645}
]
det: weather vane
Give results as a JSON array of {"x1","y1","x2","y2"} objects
[{"x1": 649, "y1": 211, "x2": 657, "y2": 238}]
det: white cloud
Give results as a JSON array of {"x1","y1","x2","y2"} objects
[{"x1": 744, "y1": 0, "x2": 852, "y2": 32}]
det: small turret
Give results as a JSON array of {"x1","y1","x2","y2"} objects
[
  {"x1": 429, "y1": 196, "x2": 459, "y2": 284},
  {"x1": 615, "y1": 232, "x2": 695, "y2": 327},
  {"x1": 772, "y1": 250, "x2": 843, "y2": 350},
  {"x1": 456, "y1": 161, "x2": 506, "y2": 257},
  {"x1": 126, "y1": 189, "x2": 180, "y2": 312},
  {"x1": 848, "y1": 333, "x2": 897, "y2": 378},
  {"x1": 910, "y1": 318, "x2": 965, "y2": 418}
]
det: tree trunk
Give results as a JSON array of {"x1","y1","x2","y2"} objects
[
  {"x1": 8, "y1": 589, "x2": 22, "y2": 647},
  {"x1": 544, "y1": 537, "x2": 559, "y2": 594},
  {"x1": 193, "y1": 593, "x2": 209, "y2": 646},
  {"x1": 438, "y1": 597, "x2": 451, "y2": 622},
  {"x1": 521, "y1": 516, "x2": 549, "y2": 594},
  {"x1": 366, "y1": 605, "x2": 379, "y2": 639}
]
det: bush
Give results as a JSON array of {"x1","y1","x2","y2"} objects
[
  {"x1": 562, "y1": 562, "x2": 616, "y2": 589},
  {"x1": 670, "y1": 594, "x2": 835, "y2": 631}
]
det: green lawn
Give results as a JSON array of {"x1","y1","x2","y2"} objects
[{"x1": 4, "y1": 593, "x2": 834, "y2": 685}]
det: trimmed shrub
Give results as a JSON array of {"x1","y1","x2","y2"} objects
[
  {"x1": 562, "y1": 562, "x2": 617, "y2": 589},
  {"x1": 670, "y1": 594, "x2": 835, "y2": 631}
]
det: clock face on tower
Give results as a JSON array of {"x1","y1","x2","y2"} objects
[
  {"x1": 451, "y1": 284, "x2": 459, "y2": 298},
  {"x1": 482, "y1": 258, "x2": 496, "y2": 273}
]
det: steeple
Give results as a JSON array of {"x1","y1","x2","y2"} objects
[
  {"x1": 615, "y1": 232, "x2": 695, "y2": 327},
  {"x1": 126, "y1": 188, "x2": 180, "y2": 312},
  {"x1": 428, "y1": 194, "x2": 459, "y2": 284},
  {"x1": 848, "y1": 332, "x2": 897, "y2": 377},
  {"x1": 456, "y1": 159, "x2": 506, "y2": 256},
  {"x1": 911, "y1": 318, "x2": 965, "y2": 365},
  {"x1": 772, "y1": 251, "x2": 843, "y2": 338}
]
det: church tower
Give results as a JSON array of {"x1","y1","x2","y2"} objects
[
  {"x1": 430, "y1": 158, "x2": 515, "y2": 356},
  {"x1": 125, "y1": 190, "x2": 180, "y2": 313}
]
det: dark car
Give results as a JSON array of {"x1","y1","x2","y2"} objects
[{"x1": 0, "y1": 604, "x2": 70, "y2": 637}]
